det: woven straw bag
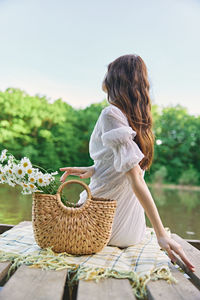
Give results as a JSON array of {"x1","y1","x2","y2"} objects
[{"x1": 32, "y1": 179, "x2": 117, "y2": 255}]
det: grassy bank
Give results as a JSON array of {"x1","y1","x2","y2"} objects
[
  {"x1": 63, "y1": 175, "x2": 200, "y2": 192},
  {"x1": 147, "y1": 182, "x2": 200, "y2": 191}
]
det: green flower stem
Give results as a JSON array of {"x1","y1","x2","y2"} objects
[{"x1": 32, "y1": 164, "x2": 48, "y2": 173}]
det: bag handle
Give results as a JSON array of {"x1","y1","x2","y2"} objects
[{"x1": 57, "y1": 179, "x2": 92, "y2": 200}]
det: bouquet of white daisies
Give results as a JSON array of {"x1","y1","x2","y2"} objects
[{"x1": 0, "y1": 149, "x2": 59, "y2": 195}]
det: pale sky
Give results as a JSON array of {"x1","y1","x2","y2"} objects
[{"x1": 0, "y1": 0, "x2": 199, "y2": 115}]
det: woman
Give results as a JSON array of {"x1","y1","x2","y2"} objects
[{"x1": 60, "y1": 54, "x2": 195, "y2": 272}]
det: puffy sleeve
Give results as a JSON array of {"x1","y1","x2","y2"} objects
[{"x1": 100, "y1": 106, "x2": 145, "y2": 173}]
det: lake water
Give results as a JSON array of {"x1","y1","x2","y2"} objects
[{"x1": 0, "y1": 180, "x2": 200, "y2": 240}]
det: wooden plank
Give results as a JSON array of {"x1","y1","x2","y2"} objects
[
  {"x1": 0, "y1": 224, "x2": 15, "y2": 234},
  {"x1": 171, "y1": 233, "x2": 200, "y2": 289},
  {"x1": 0, "y1": 262, "x2": 12, "y2": 282},
  {"x1": 0, "y1": 264, "x2": 68, "y2": 300},
  {"x1": 186, "y1": 240, "x2": 200, "y2": 251},
  {"x1": 0, "y1": 221, "x2": 69, "y2": 299},
  {"x1": 0, "y1": 221, "x2": 31, "y2": 234},
  {"x1": 77, "y1": 278, "x2": 136, "y2": 300},
  {"x1": 0, "y1": 222, "x2": 23, "y2": 284},
  {"x1": 146, "y1": 262, "x2": 200, "y2": 300},
  {"x1": 11, "y1": 221, "x2": 32, "y2": 229}
]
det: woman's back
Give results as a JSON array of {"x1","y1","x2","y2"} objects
[{"x1": 78, "y1": 104, "x2": 146, "y2": 247}]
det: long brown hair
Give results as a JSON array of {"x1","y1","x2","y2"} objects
[{"x1": 103, "y1": 54, "x2": 155, "y2": 171}]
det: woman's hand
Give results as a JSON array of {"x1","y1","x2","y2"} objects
[
  {"x1": 59, "y1": 166, "x2": 95, "y2": 183},
  {"x1": 157, "y1": 234, "x2": 195, "y2": 272}
]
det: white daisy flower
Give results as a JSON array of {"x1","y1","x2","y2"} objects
[
  {"x1": 13, "y1": 164, "x2": 25, "y2": 178},
  {"x1": 29, "y1": 183, "x2": 38, "y2": 192},
  {"x1": 43, "y1": 173, "x2": 53, "y2": 185},
  {"x1": 20, "y1": 182, "x2": 29, "y2": 189},
  {"x1": 0, "y1": 150, "x2": 58, "y2": 195},
  {"x1": 36, "y1": 173, "x2": 46, "y2": 186},
  {"x1": 22, "y1": 188, "x2": 32, "y2": 195},
  {"x1": 0, "y1": 149, "x2": 8, "y2": 163},
  {"x1": 28, "y1": 175, "x2": 36, "y2": 184},
  {"x1": 7, "y1": 179, "x2": 16, "y2": 187},
  {"x1": 4, "y1": 165, "x2": 13, "y2": 176},
  {"x1": 7, "y1": 155, "x2": 15, "y2": 165},
  {"x1": 0, "y1": 175, "x2": 6, "y2": 184},
  {"x1": 21, "y1": 183, "x2": 41, "y2": 195},
  {"x1": 44, "y1": 179, "x2": 51, "y2": 186},
  {"x1": 50, "y1": 171, "x2": 58, "y2": 176},
  {"x1": 26, "y1": 167, "x2": 34, "y2": 176},
  {"x1": 0, "y1": 165, "x2": 4, "y2": 175},
  {"x1": 20, "y1": 157, "x2": 32, "y2": 170},
  {"x1": 14, "y1": 177, "x2": 23, "y2": 185},
  {"x1": 21, "y1": 187, "x2": 42, "y2": 194}
]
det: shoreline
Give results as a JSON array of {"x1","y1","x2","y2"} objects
[{"x1": 147, "y1": 182, "x2": 200, "y2": 191}]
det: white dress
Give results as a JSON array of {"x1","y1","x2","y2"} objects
[{"x1": 77, "y1": 103, "x2": 147, "y2": 247}]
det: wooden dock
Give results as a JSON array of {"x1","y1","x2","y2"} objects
[{"x1": 0, "y1": 221, "x2": 200, "y2": 300}]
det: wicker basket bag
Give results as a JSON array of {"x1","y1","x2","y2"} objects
[{"x1": 32, "y1": 179, "x2": 117, "y2": 255}]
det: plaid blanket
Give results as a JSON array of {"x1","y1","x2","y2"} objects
[{"x1": 0, "y1": 222, "x2": 177, "y2": 299}]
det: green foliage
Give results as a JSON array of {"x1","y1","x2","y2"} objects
[
  {"x1": 152, "y1": 104, "x2": 200, "y2": 185},
  {"x1": 0, "y1": 88, "x2": 108, "y2": 173},
  {"x1": 0, "y1": 88, "x2": 199, "y2": 185},
  {"x1": 153, "y1": 166, "x2": 168, "y2": 183},
  {"x1": 178, "y1": 165, "x2": 199, "y2": 186}
]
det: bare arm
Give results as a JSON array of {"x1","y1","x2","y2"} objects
[
  {"x1": 126, "y1": 165, "x2": 195, "y2": 272},
  {"x1": 126, "y1": 165, "x2": 166, "y2": 237}
]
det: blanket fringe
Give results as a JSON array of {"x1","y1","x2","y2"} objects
[{"x1": 0, "y1": 247, "x2": 177, "y2": 299}]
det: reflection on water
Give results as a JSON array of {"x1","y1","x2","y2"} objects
[
  {"x1": 147, "y1": 186, "x2": 200, "y2": 239},
  {"x1": 0, "y1": 182, "x2": 200, "y2": 239},
  {"x1": 0, "y1": 181, "x2": 86, "y2": 225}
]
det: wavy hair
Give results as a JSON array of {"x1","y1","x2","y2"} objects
[{"x1": 102, "y1": 54, "x2": 155, "y2": 171}]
